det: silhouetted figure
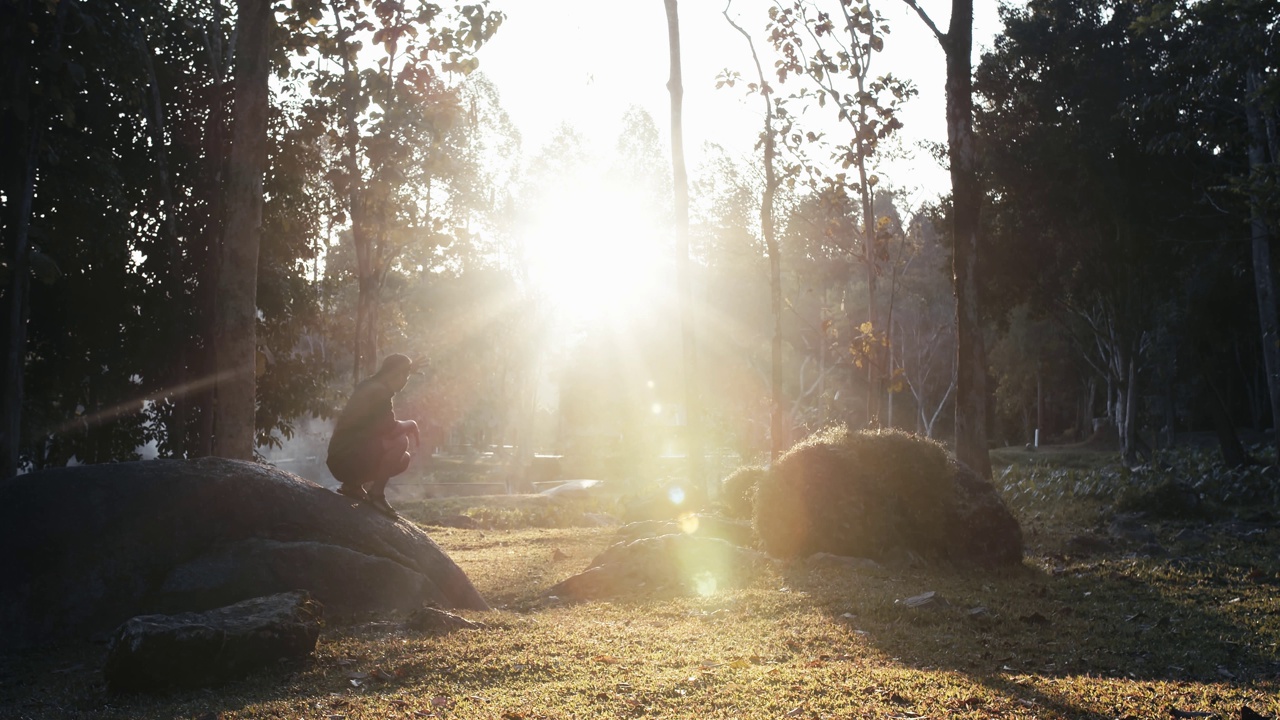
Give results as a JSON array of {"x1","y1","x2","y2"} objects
[{"x1": 327, "y1": 354, "x2": 421, "y2": 517}]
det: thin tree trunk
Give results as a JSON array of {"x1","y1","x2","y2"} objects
[
  {"x1": 663, "y1": 0, "x2": 703, "y2": 489},
  {"x1": 211, "y1": 0, "x2": 273, "y2": 459},
  {"x1": 1246, "y1": 67, "x2": 1280, "y2": 458},
  {"x1": 724, "y1": 4, "x2": 784, "y2": 461}
]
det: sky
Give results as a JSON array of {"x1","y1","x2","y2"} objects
[{"x1": 475, "y1": 0, "x2": 1009, "y2": 203}]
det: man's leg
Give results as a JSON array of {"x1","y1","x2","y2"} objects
[{"x1": 366, "y1": 435, "x2": 411, "y2": 515}]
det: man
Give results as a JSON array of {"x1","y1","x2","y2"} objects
[{"x1": 327, "y1": 353, "x2": 422, "y2": 517}]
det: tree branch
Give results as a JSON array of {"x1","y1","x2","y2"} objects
[{"x1": 898, "y1": 0, "x2": 946, "y2": 46}]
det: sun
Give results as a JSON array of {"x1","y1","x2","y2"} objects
[{"x1": 520, "y1": 177, "x2": 669, "y2": 328}]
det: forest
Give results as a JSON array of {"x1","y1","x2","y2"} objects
[{"x1": 2, "y1": 0, "x2": 1279, "y2": 484}]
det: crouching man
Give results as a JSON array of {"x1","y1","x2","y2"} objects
[{"x1": 327, "y1": 353, "x2": 422, "y2": 517}]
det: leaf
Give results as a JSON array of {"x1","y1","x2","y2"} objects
[{"x1": 592, "y1": 655, "x2": 621, "y2": 664}]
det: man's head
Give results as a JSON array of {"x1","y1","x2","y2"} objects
[{"x1": 377, "y1": 353, "x2": 422, "y2": 392}]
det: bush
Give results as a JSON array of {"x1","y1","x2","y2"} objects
[
  {"x1": 720, "y1": 465, "x2": 767, "y2": 520},
  {"x1": 753, "y1": 426, "x2": 956, "y2": 560}
]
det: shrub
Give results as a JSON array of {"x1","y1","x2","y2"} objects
[
  {"x1": 720, "y1": 465, "x2": 767, "y2": 520},
  {"x1": 753, "y1": 426, "x2": 956, "y2": 560}
]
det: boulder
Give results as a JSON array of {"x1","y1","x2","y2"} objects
[
  {"x1": 0, "y1": 458, "x2": 488, "y2": 651},
  {"x1": 103, "y1": 590, "x2": 321, "y2": 692},
  {"x1": 753, "y1": 427, "x2": 1023, "y2": 566},
  {"x1": 550, "y1": 534, "x2": 765, "y2": 600}
]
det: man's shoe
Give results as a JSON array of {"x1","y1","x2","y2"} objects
[
  {"x1": 336, "y1": 484, "x2": 368, "y2": 501},
  {"x1": 366, "y1": 495, "x2": 398, "y2": 517}
]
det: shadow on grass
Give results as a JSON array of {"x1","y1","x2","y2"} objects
[{"x1": 796, "y1": 518, "x2": 1279, "y2": 717}]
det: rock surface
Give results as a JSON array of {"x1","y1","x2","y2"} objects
[
  {"x1": 0, "y1": 458, "x2": 488, "y2": 650},
  {"x1": 615, "y1": 514, "x2": 754, "y2": 546},
  {"x1": 551, "y1": 534, "x2": 766, "y2": 599},
  {"x1": 103, "y1": 590, "x2": 321, "y2": 692}
]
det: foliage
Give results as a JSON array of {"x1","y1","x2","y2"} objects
[{"x1": 996, "y1": 444, "x2": 1280, "y2": 515}]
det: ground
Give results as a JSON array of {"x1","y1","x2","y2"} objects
[{"x1": 1, "y1": 446, "x2": 1277, "y2": 719}]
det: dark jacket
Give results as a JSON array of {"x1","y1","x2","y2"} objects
[{"x1": 326, "y1": 376, "x2": 398, "y2": 484}]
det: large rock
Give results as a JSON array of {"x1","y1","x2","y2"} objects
[
  {"x1": 0, "y1": 458, "x2": 488, "y2": 650},
  {"x1": 550, "y1": 534, "x2": 766, "y2": 599},
  {"x1": 103, "y1": 590, "x2": 321, "y2": 692},
  {"x1": 753, "y1": 427, "x2": 1023, "y2": 566}
]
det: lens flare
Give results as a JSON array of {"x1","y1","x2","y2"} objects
[
  {"x1": 678, "y1": 513, "x2": 700, "y2": 534},
  {"x1": 693, "y1": 571, "x2": 718, "y2": 597},
  {"x1": 667, "y1": 486, "x2": 685, "y2": 505}
]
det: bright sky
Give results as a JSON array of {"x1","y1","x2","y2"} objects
[{"x1": 477, "y1": 0, "x2": 1007, "y2": 202}]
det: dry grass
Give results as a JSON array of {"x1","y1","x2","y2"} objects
[{"x1": 2, "y1": 490, "x2": 1278, "y2": 719}]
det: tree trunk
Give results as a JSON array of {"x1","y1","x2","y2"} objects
[
  {"x1": 189, "y1": 7, "x2": 229, "y2": 458},
  {"x1": 944, "y1": 0, "x2": 991, "y2": 478},
  {"x1": 210, "y1": 0, "x2": 273, "y2": 459},
  {"x1": 724, "y1": 6, "x2": 784, "y2": 461},
  {"x1": 1246, "y1": 66, "x2": 1280, "y2": 458},
  {"x1": 663, "y1": 0, "x2": 703, "y2": 489}
]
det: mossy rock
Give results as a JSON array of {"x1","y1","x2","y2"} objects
[
  {"x1": 753, "y1": 427, "x2": 1023, "y2": 566},
  {"x1": 720, "y1": 465, "x2": 767, "y2": 520}
]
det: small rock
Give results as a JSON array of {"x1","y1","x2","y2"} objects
[
  {"x1": 805, "y1": 552, "x2": 885, "y2": 574},
  {"x1": 405, "y1": 605, "x2": 485, "y2": 635},
  {"x1": 1066, "y1": 534, "x2": 1115, "y2": 555},
  {"x1": 103, "y1": 590, "x2": 321, "y2": 692},
  {"x1": 430, "y1": 514, "x2": 480, "y2": 530},
  {"x1": 1173, "y1": 528, "x2": 1211, "y2": 545},
  {"x1": 1109, "y1": 514, "x2": 1158, "y2": 544},
  {"x1": 897, "y1": 591, "x2": 949, "y2": 610},
  {"x1": 582, "y1": 512, "x2": 620, "y2": 527}
]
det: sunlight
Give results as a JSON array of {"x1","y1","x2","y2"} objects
[{"x1": 521, "y1": 178, "x2": 667, "y2": 328}]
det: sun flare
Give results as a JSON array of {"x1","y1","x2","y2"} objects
[{"x1": 521, "y1": 179, "x2": 668, "y2": 328}]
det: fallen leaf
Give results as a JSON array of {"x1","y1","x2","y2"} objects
[
  {"x1": 432, "y1": 696, "x2": 454, "y2": 708},
  {"x1": 785, "y1": 707, "x2": 805, "y2": 718},
  {"x1": 592, "y1": 655, "x2": 621, "y2": 664}
]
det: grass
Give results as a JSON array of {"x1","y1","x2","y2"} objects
[{"x1": 2, "y1": 448, "x2": 1278, "y2": 719}]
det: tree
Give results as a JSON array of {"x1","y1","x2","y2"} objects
[
  {"x1": 1139, "y1": 0, "x2": 1280, "y2": 457},
  {"x1": 763, "y1": 0, "x2": 916, "y2": 429},
  {"x1": 901, "y1": 0, "x2": 991, "y2": 478},
  {"x1": 211, "y1": 0, "x2": 275, "y2": 459},
  {"x1": 723, "y1": 2, "x2": 787, "y2": 460},
  {"x1": 1, "y1": 0, "x2": 76, "y2": 478},
  {"x1": 290, "y1": 0, "x2": 503, "y2": 385},
  {"x1": 663, "y1": 0, "x2": 704, "y2": 488},
  {"x1": 976, "y1": 0, "x2": 1211, "y2": 464}
]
